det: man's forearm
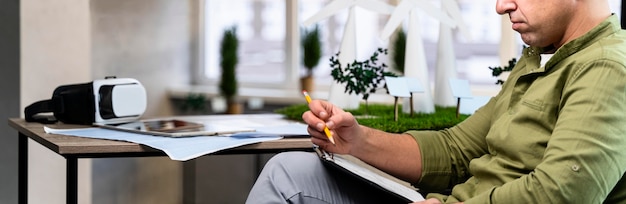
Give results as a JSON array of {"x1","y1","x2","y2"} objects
[{"x1": 350, "y1": 126, "x2": 423, "y2": 183}]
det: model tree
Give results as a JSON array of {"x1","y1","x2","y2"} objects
[
  {"x1": 489, "y1": 58, "x2": 517, "y2": 85},
  {"x1": 330, "y1": 48, "x2": 396, "y2": 111}
]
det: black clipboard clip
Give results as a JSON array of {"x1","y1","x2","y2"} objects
[{"x1": 313, "y1": 144, "x2": 334, "y2": 160}]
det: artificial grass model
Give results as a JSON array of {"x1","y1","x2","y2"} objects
[{"x1": 275, "y1": 103, "x2": 469, "y2": 133}]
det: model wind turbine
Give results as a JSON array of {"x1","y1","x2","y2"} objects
[
  {"x1": 434, "y1": 0, "x2": 472, "y2": 107},
  {"x1": 302, "y1": 0, "x2": 394, "y2": 109},
  {"x1": 380, "y1": 0, "x2": 456, "y2": 113}
]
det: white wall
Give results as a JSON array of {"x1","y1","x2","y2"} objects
[
  {"x1": 20, "y1": 0, "x2": 92, "y2": 203},
  {"x1": 89, "y1": 0, "x2": 197, "y2": 203},
  {"x1": 21, "y1": 0, "x2": 197, "y2": 203},
  {"x1": 91, "y1": 0, "x2": 195, "y2": 117},
  {"x1": 20, "y1": 1, "x2": 264, "y2": 203}
]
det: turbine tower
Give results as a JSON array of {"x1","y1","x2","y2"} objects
[
  {"x1": 434, "y1": 0, "x2": 472, "y2": 107},
  {"x1": 381, "y1": 0, "x2": 456, "y2": 113}
]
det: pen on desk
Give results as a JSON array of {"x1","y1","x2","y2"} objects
[{"x1": 302, "y1": 90, "x2": 336, "y2": 145}]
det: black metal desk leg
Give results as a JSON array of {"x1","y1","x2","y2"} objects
[
  {"x1": 66, "y1": 156, "x2": 78, "y2": 204},
  {"x1": 18, "y1": 133, "x2": 28, "y2": 204}
]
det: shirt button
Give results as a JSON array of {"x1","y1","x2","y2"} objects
[{"x1": 571, "y1": 165, "x2": 580, "y2": 172}]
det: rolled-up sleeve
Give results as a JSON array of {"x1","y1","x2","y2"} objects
[{"x1": 407, "y1": 96, "x2": 497, "y2": 192}]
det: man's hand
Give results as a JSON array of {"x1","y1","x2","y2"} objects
[
  {"x1": 302, "y1": 99, "x2": 363, "y2": 154},
  {"x1": 411, "y1": 198, "x2": 463, "y2": 204},
  {"x1": 303, "y1": 99, "x2": 424, "y2": 184},
  {"x1": 411, "y1": 198, "x2": 442, "y2": 204}
]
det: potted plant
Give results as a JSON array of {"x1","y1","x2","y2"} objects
[
  {"x1": 300, "y1": 25, "x2": 322, "y2": 93},
  {"x1": 178, "y1": 93, "x2": 207, "y2": 115},
  {"x1": 219, "y1": 26, "x2": 242, "y2": 114},
  {"x1": 391, "y1": 29, "x2": 407, "y2": 75}
]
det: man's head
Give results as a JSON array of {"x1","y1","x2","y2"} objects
[{"x1": 496, "y1": 0, "x2": 612, "y2": 48}]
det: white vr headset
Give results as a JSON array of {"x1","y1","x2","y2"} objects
[{"x1": 25, "y1": 77, "x2": 147, "y2": 125}]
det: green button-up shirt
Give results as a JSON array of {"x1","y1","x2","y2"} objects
[{"x1": 407, "y1": 15, "x2": 626, "y2": 203}]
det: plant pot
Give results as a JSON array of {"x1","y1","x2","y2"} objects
[
  {"x1": 300, "y1": 76, "x2": 314, "y2": 92},
  {"x1": 226, "y1": 102, "x2": 243, "y2": 114}
]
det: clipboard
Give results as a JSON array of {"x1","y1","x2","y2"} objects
[
  {"x1": 95, "y1": 119, "x2": 255, "y2": 137},
  {"x1": 314, "y1": 147, "x2": 425, "y2": 202}
]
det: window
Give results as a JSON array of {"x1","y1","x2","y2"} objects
[
  {"x1": 199, "y1": 0, "x2": 288, "y2": 87},
  {"x1": 198, "y1": 0, "x2": 622, "y2": 95}
]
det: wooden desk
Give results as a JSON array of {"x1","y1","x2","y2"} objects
[{"x1": 9, "y1": 116, "x2": 313, "y2": 204}]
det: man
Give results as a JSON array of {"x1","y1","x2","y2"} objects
[{"x1": 246, "y1": 0, "x2": 626, "y2": 203}]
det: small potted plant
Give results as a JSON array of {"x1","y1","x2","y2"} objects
[
  {"x1": 219, "y1": 26, "x2": 242, "y2": 114},
  {"x1": 391, "y1": 29, "x2": 407, "y2": 75},
  {"x1": 300, "y1": 25, "x2": 322, "y2": 93}
]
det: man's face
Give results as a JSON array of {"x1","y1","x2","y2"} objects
[{"x1": 496, "y1": 0, "x2": 576, "y2": 48}]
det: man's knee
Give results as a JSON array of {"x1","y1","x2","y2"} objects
[
  {"x1": 270, "y1": 151, "x2": 317, "y2": 162},
  {"x1": 264, "y1": 152, "x2": 319, "y2": 171}
]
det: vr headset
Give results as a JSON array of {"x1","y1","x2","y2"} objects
[{"x1": 25, "y1": 77, "x2": 147, "y2": 125}]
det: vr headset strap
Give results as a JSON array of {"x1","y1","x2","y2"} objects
[{"x1": 24, "y1": 99, "x2": 58, "y2": 124}]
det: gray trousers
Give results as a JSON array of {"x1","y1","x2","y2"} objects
[{"x1": 245, "y1": 152, "x2": 408, "y2": 204}]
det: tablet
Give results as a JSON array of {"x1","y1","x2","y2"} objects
[{"x1": 95, "y1": 119, "x2": 255, "y2": 137}]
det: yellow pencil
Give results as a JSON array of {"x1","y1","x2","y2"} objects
[{"x1": 302, "y1": 90, "x2": 336, "y2": 145}]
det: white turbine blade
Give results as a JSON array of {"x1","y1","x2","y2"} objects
[
  {"x1": 411, "y1": 0, "x2": 456, "y2": 28},
  {"x1": 380, "y1": 0, "x2": 413, "y2": 39},
  {"x1": 355, "y1": 0, "x2": 395, "y2": 14},
  {"x1": 302, "y1": 0, "x2": 354, "y2": 26},
  {"x1": 443, "y1": 0, "x2": 471, "y2": 41}
]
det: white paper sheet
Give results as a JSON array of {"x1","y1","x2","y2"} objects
[{"x1": 44, "y1": 126, "x2": 284, "y2": 161}]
